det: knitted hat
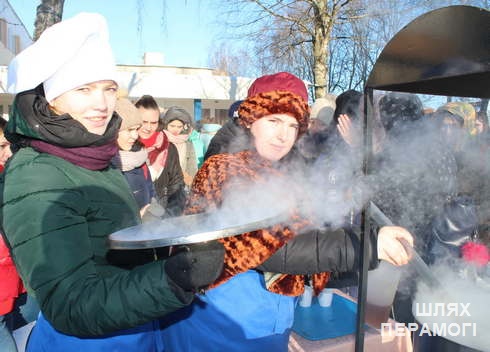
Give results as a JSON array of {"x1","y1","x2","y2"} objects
[
  {"x1": 379, "y1": 92, "x2": 423, "y2": 132},
  {"x1": 238, "y1": 72, "x2": 310, "y2": 136},
  {"x1": 7, "y1": 13, "x2": 117, "y2": 103},
  {"x1": 115, "y1": 98, "x2": 142, "y2": 131},
  {"x1": 437, "y1": 102, "x2": 477, "y2": 135},
  {"x1": 164, "y1": 106, "x2": 193, "y2": 127},
  {"x1": 310, "y1": 94, "x2": 336, "y2": 126},
  {"x1": 333, "y1": 90, "x2": 363, "y2": 123}
]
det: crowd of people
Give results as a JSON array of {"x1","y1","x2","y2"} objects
[{"x1": 0, "y1": 11, "x2": 488, "y2": 352}]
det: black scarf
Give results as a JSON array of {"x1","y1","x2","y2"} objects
[
  {"x1": 6, "y1": 86, "x2": 121, "y2": 149},
  {"x1": 6, "y1": 86, "x2": 122, "y2": 170}
]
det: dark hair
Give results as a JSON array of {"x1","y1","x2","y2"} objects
[
  {"x1": 319, "y1": 90, "x2": 363, "y2": 152},
  {"x1": 332, "y1": 90, "x2": 363, "y2": 125},
  {"x1": 0, "y1": 117, "x2": 7, "y2": 132},
  {"x1": 134, "y1": 95, "x2": 159, "y2": 111},
  {"x1": 158, "y1": 112, "x2": 166, "y2": 132}
]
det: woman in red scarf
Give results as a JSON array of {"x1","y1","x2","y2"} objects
[{"x1": 135, "y1": 95, "x2": 186, "y2": 217}]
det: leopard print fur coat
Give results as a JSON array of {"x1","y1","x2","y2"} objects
[{"x1": 185, "y1": 149, "x2": 329, "y2": 296}]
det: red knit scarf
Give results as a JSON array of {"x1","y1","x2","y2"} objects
[
  {"x1": 185, "y1": 150, "x2": 329, "y2": 296},
  {"x1": 139, "y1": 131, "x2": 169, "y2": 178}
]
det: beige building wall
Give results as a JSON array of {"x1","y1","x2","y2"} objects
[
  {"x1": 0, "y1": 63, "x2": 253, "y2": 123},
  {"x1": 0, "y1": 5, "x2": 252, "y2": 124},
  {"x1": 0, "y1": 1, "x2": 32, "y2": 119}
]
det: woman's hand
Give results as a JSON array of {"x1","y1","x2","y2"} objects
[
  {"x1": 377, "y1": 226, "x2": 414, "y2": 266},
  {"x1": 140, "y1": 203, "x2": 150, "y2": 218},
  {"x1": 337, "y1": 114, "x2": 360, "y2": 148}
]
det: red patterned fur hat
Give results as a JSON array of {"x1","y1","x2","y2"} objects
[{"x1": 238, "y1": 72, "x2": 310, "y2": 136}]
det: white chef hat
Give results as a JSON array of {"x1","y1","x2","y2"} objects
[{"x1": 7, "y1": 12, "x2": 117, "y2": 102}]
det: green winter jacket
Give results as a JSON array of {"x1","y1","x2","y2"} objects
[
  {"x1": 0, "y1": 147, "x2": 188, "y2": 337},
  {"x1": 189, "y1": 129, "x2": 205, "y2": 168},
  {"x1": 0, "y1": 89, "x2": 193, "y2": 337}
]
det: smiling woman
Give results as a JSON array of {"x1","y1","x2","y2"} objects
[
  {"x1": 1, "y1": 12, "x2": 224, "y2": 352},
  {"x1": 49, "y1": 81, "x2": 118, "y2": 135}
]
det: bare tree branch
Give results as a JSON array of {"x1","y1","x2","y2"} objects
[{"x1": 33, "y1": 0, "x2": 65, "y2": 41}]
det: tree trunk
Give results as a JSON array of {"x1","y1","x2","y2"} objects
[
  {"x1": 33, "y1": 0, "x2": 65, "y2": 41},
  {"x1": 312, "y1": 0, "x2": 335, "y2": 99},
  {"x1": 313, "y1": 29, "x2": 328, "y2": 99}
]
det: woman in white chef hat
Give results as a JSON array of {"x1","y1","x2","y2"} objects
[{"x1": 1, "y1": 12, "x2": 224, "y2": 352}]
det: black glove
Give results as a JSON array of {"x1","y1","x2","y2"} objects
[
  {"x1": 164, "y1": 241, "x2": 225, "y2": 293},
  {"x1": 431, "y1": 195, "x2": 478, "y2": 246},
  {"x1": 428, "y1": 195, "x2": 478, "y2": 263}
]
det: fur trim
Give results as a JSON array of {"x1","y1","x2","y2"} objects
[
  {"x1": 238, "y1": 90, "x2": 310, "y2": 136},
  {"x1": 185, "y1": 150, "x2": 329, "y2": 296}
]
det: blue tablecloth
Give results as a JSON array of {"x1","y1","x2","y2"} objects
[{"x1": 292, "y1": 293, "x2": 359, "y2": 341}]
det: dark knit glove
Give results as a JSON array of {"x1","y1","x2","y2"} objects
[
  {"x1": 428, "y1": 195, "x2": 478, "y2": 263},
  {"x1": 164, "y1": 241, "x2": 225, "y2": 293}
]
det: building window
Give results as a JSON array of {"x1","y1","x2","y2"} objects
[
  {"x1": 0, "y1": 18, "x2": 7, "y2": 47},
  {"x1": 8, "y1": 34, "x2": 21, "y2": 54},
  {"x1": 215, "y1": 109, "x2": 228, "y2": 125},
  {"x1": 12, "y1": 35, "x2": 21, "y2": 54},
  {"x1": 201, "y1": 108, "x2": 211, "y2": 121}
]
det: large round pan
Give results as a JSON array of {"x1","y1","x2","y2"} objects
[{"x1": 108, "y1": 208, "x2": 290, "y2": 249}]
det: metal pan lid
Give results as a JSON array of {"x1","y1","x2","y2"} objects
[{"x1": 108, "y1": 207, "x2": 290, "y2": 249}]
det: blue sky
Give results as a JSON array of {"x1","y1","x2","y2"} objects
[{"x1": 11, "y1": 0, "x2": 219, "y2": 68}]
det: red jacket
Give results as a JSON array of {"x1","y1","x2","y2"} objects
[{"x1": 0, "y1": 235, "x2": 25, "y2": 315}]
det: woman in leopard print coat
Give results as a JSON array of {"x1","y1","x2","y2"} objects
[{"x1": 161, "y1": 72, "x2": 414, "y2": 352}]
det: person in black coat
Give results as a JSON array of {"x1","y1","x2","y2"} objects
[
  {"x1": 203, "y1": 111, "x2": 250, "y2": 161},
  {"x1": 135, "y1": 95, "x2": 186, "y2": 217}
]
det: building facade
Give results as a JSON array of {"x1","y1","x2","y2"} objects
[
  {"x1": 117, "y1": 56, "x2": 254, "y2": 126},
  {"x1": 0, "y1": 0, "x2": 33, "y2": 119},
  {"x1": 0, "y1": 4, "x2": 254, "y2": 125}
]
